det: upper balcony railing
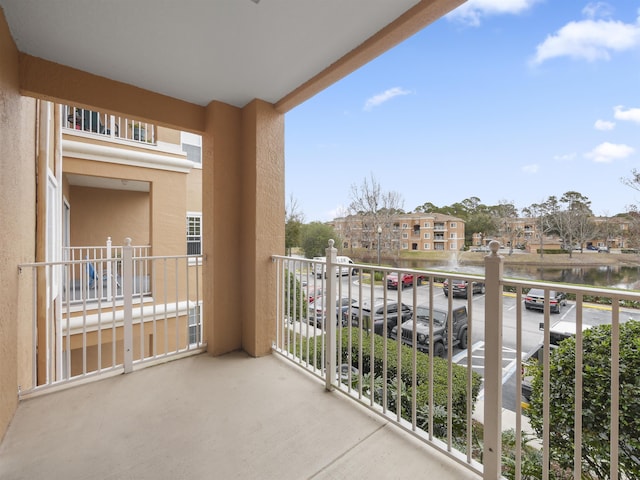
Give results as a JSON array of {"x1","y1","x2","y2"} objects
[
  {"x1": 63, "y1": 105, "x2": 156, "y2": 145},
  {"x1": 272, "y1": 242, "x2": 639, "y2": 480},
  {"x1": 18, "y1": 239, "x2": 204, "y2": 395},
  {"x1": 64, "y1": 237, "x2": 151, "y2": 303}
]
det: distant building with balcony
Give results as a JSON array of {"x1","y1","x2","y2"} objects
[
  {"x1": 333, "y1": 212, "x2": 465, "y2": 253},
  {"x1": 471, "y1": 215, "x2": 635, "y2": 252}
]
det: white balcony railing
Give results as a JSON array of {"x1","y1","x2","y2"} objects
[
  {"x1": 272, "y1": 241, "x2": 640, "y2": 480},
  {"x1": 63, "y1": 238, "x2": 151, "y2": 303},
  {"x1": 63, "y1": 105, "x2": 156, "y2": 145},
  {"x1": 18, "y1": 239, "x2": 204, "y2": 396}
]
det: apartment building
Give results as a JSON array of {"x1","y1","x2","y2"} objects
[
  {"x1": 334, "y1": 212, "x2": 465, "y2": 252},
  {"x1": 18, "y1": 102, "x2": 205, "y2": 383},
  {"x1": 471, "y1": 215, "x2": 635, "y2": 252}
]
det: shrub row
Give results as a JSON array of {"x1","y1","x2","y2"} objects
[{"x1": 338, "y1": 328, "x2": 482, "y2": 419}]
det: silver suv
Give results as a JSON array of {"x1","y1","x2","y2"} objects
[{"x1": 524, "y1": 288, "x2": 567, "y2": 314}]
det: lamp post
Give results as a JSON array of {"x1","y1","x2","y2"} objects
[{"x1": 377, "y1": 225, "x2": 382, "y2": 265}]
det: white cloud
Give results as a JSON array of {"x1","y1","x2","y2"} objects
[
  {"x1": 448, "y1": 0, "x2": 541, "y2": 26},
  {"x1": 614, "y1": 105, "x2": 640, "y2": 123},
  {"x1": 594, "y1": 119, "x2": 615, "y2": 130},
  {"x1": 582, "y1": 2, "x2": 614, "y2": 20},
  {"x1": 584, "y1": 142, "x2": 635, "y2": 163},
  {"x1": 531, "y1": 13, "x2": 640, "y2": 65},
  {"x1": 553, "y1": 153, "x2": 577, "y2": 161},
  {"x1": 363, "y1": 87, "x2": 412, "y2": 111},
  {"x1": 522, "y1": 164, "x2": 539, "y2": 173}
]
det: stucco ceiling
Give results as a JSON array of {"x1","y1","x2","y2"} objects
[{"x1": 0, "y1": 0, "x2": 447, "y2": 109}]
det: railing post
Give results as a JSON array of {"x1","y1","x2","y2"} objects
[
  {"x1": 122, "y1": 237, "x2": 133, "y2": 373},
  {"x1": 483, "y1": 240, "x2": 503, "y2": 479},
  {"x1": 325, "y1": 239, "x2": 337, "y2": 390},
  {"x1": 106, "y1": 237, "x2": 112, "y2": 301}
]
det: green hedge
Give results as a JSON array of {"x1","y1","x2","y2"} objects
[
  {"x1": 289, "y1": 327, "x2": 482, "y2": 442},
  {"x1": 339, "y1": 329, "x2": 482, "y2": 419}
]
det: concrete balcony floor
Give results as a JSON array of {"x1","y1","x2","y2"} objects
[{"x1": 0, "y1": 352, "x2": 481, "y2": 480}]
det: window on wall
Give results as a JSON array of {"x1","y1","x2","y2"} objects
[
  {"x1": 423, "y1": 243, "x2": 430, "y2": 250},
  {"x1": 187, "y1": 213, "x2": 202, "y2": 255},
  {"x1": 188, "y1": 303, "x2": 202, "y2": 345},
  {"x1": 450, "y1": 222, "x2": 457, "y2": 228},
  {"x1": 402, "y1": 233, "x2": 408, "y2": 239},
  {"x1": 423, "y1": 233, "x2": 430, "y2": 239},
  {"x1": 181, "y1": 132, "x2": 202, "y2": 166},
  {"x1": 423, "y1": 222, "x2": 430, "y2": 228}
]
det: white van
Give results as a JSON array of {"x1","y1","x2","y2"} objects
[{"x1": 311, "y1": 256, "x2": 357, "y2": 278}]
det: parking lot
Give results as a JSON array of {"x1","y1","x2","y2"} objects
[{"x1": 303, "y1": 272, "x2": 633, "y2": 412}]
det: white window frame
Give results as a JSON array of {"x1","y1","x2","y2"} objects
[
  {"x1": 423, "y1": 233, "x2": 430, "y2": 239},
  {"x1": 423, "y1": 243, "x2": 430, "y2": 250},
  {"x1": 401, "y1": 243, "x2": 408, "y2": 249},
  {"x1": 402, "y1": 223, "x2": 408, "y2": 229},
  {"x1": 450, "y1": 222, "x2": 457, "y2": 228},
  {"x1": 188, "y1": 302, "x2": 203, "y2": 346},
  {"x1": 181, "y1": 132, "x2": 202, "y2": 168},
  {"x1": 423, "y1": 222, "x2": 430, "y2": 228},
  {"x1": 450, "y1": 242, "x2": 457, "y2": 250},
  {"x1": 187, "y1": 212, "x2": 202, "y2": 263},
  {"x1": 402, "y1": 233, "x2": 408, "y2": 239}
]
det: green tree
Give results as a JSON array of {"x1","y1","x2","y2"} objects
[
  {"x1": 301, "y1": 222, "x2": 338, "y2": 258},
  {"x1": 285, "y1": 269, "x2": 307, "y2": 318},
  {"x1": 526, "y1": 321, "x2": 640, "y2": 479},
  {"x1": 285, "y1": 194, "x2": 304, "y2": 256}
]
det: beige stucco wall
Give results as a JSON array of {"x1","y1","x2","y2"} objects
[
  {"x1": 186, "y1": 168, "x2": 202, "y2": 213},
  {"x1": 156, "y1": 126, "x2": 181, "y2": 145},
  {"x1": 68, "y1": 186, "x2": 151, "y2": 248},
  {"x1": 63, "y1": 157, "x2": 185, "y2": 255},
  {"x1": 0, "y1": 8, "x2": 37, "y2": 441},
  {"x1": 241, "y1": 100, "x2": 284, "y2": 356}
]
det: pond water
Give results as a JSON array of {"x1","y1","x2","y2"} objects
[{"x1": 396, "y1": 258, "x2": 640, "y2": 290}]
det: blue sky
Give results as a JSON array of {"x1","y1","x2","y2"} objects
[{"x1": 284, "y1": 1, "x2": 640, "y2": 222}]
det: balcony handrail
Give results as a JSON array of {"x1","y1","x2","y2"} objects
[
  {"x1": 271, "y1": 248, "x2": 632, "y2": 479},
  {"x1": 62, "y1": 105, "x2": 156, "y2": 145},
  {"x1": 18, "y1": 243, "x2": 204, "y2": 397}
]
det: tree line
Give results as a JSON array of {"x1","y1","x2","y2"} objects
[{"x1": 286, "y1": 172, "x2": 640, "y2": 258}]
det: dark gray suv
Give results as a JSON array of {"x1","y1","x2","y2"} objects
[
  {"x1": 344, "y1": 298, "x2": 412, "y2": 337},
  {"x1": 389, "y1": 304, "x2": 468, "y2": 358}
]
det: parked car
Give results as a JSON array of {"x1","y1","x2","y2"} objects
[
  {"x1": 389, "y1": 304, "x2": 468, "y2": 358},
  {"x1": 311, "y1": 256, "x2": 357, "y2": 278},
  {"x1": 586, "y1": 245, "x2": 598, "y2": 251},
  {"x1": 303, "y1": 285, "x2": 324, "y2": 303},
  {"x1": 386, "y1": 272, "x2": 426, "y2": 289},
  {"x1": 308, "y1": 296, "x2": 357, "y2": 327},
  {"x1": 598, "y1": 247, "x2": 610, "y2": 253},
  {"x1": 521, "y1": 321, "x2": 593, "y2": 406},
  {"x1": 524, "y1": 288, "x2": 567, "y2": 314},
  {"x1": 442, "y1": 279, "x2": 485, "y2": 298},
  {"x1": 344, "y1": 298, "x2": 412, "y2": 336},
  {"x1": 470, "y1": 245, "x2": 490, "y2": 252}
]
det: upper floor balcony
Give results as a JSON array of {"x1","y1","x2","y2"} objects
[
  {"x1": 3, "y1": 242, "x2": 637, "y2": 479},
  {"x1": 63, "y1": 105, "x2": 156, "y2": 145}
]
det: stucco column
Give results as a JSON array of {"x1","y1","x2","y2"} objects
[{"x1": 203, "y1": 100, "x2": 284, "y2": 357}]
